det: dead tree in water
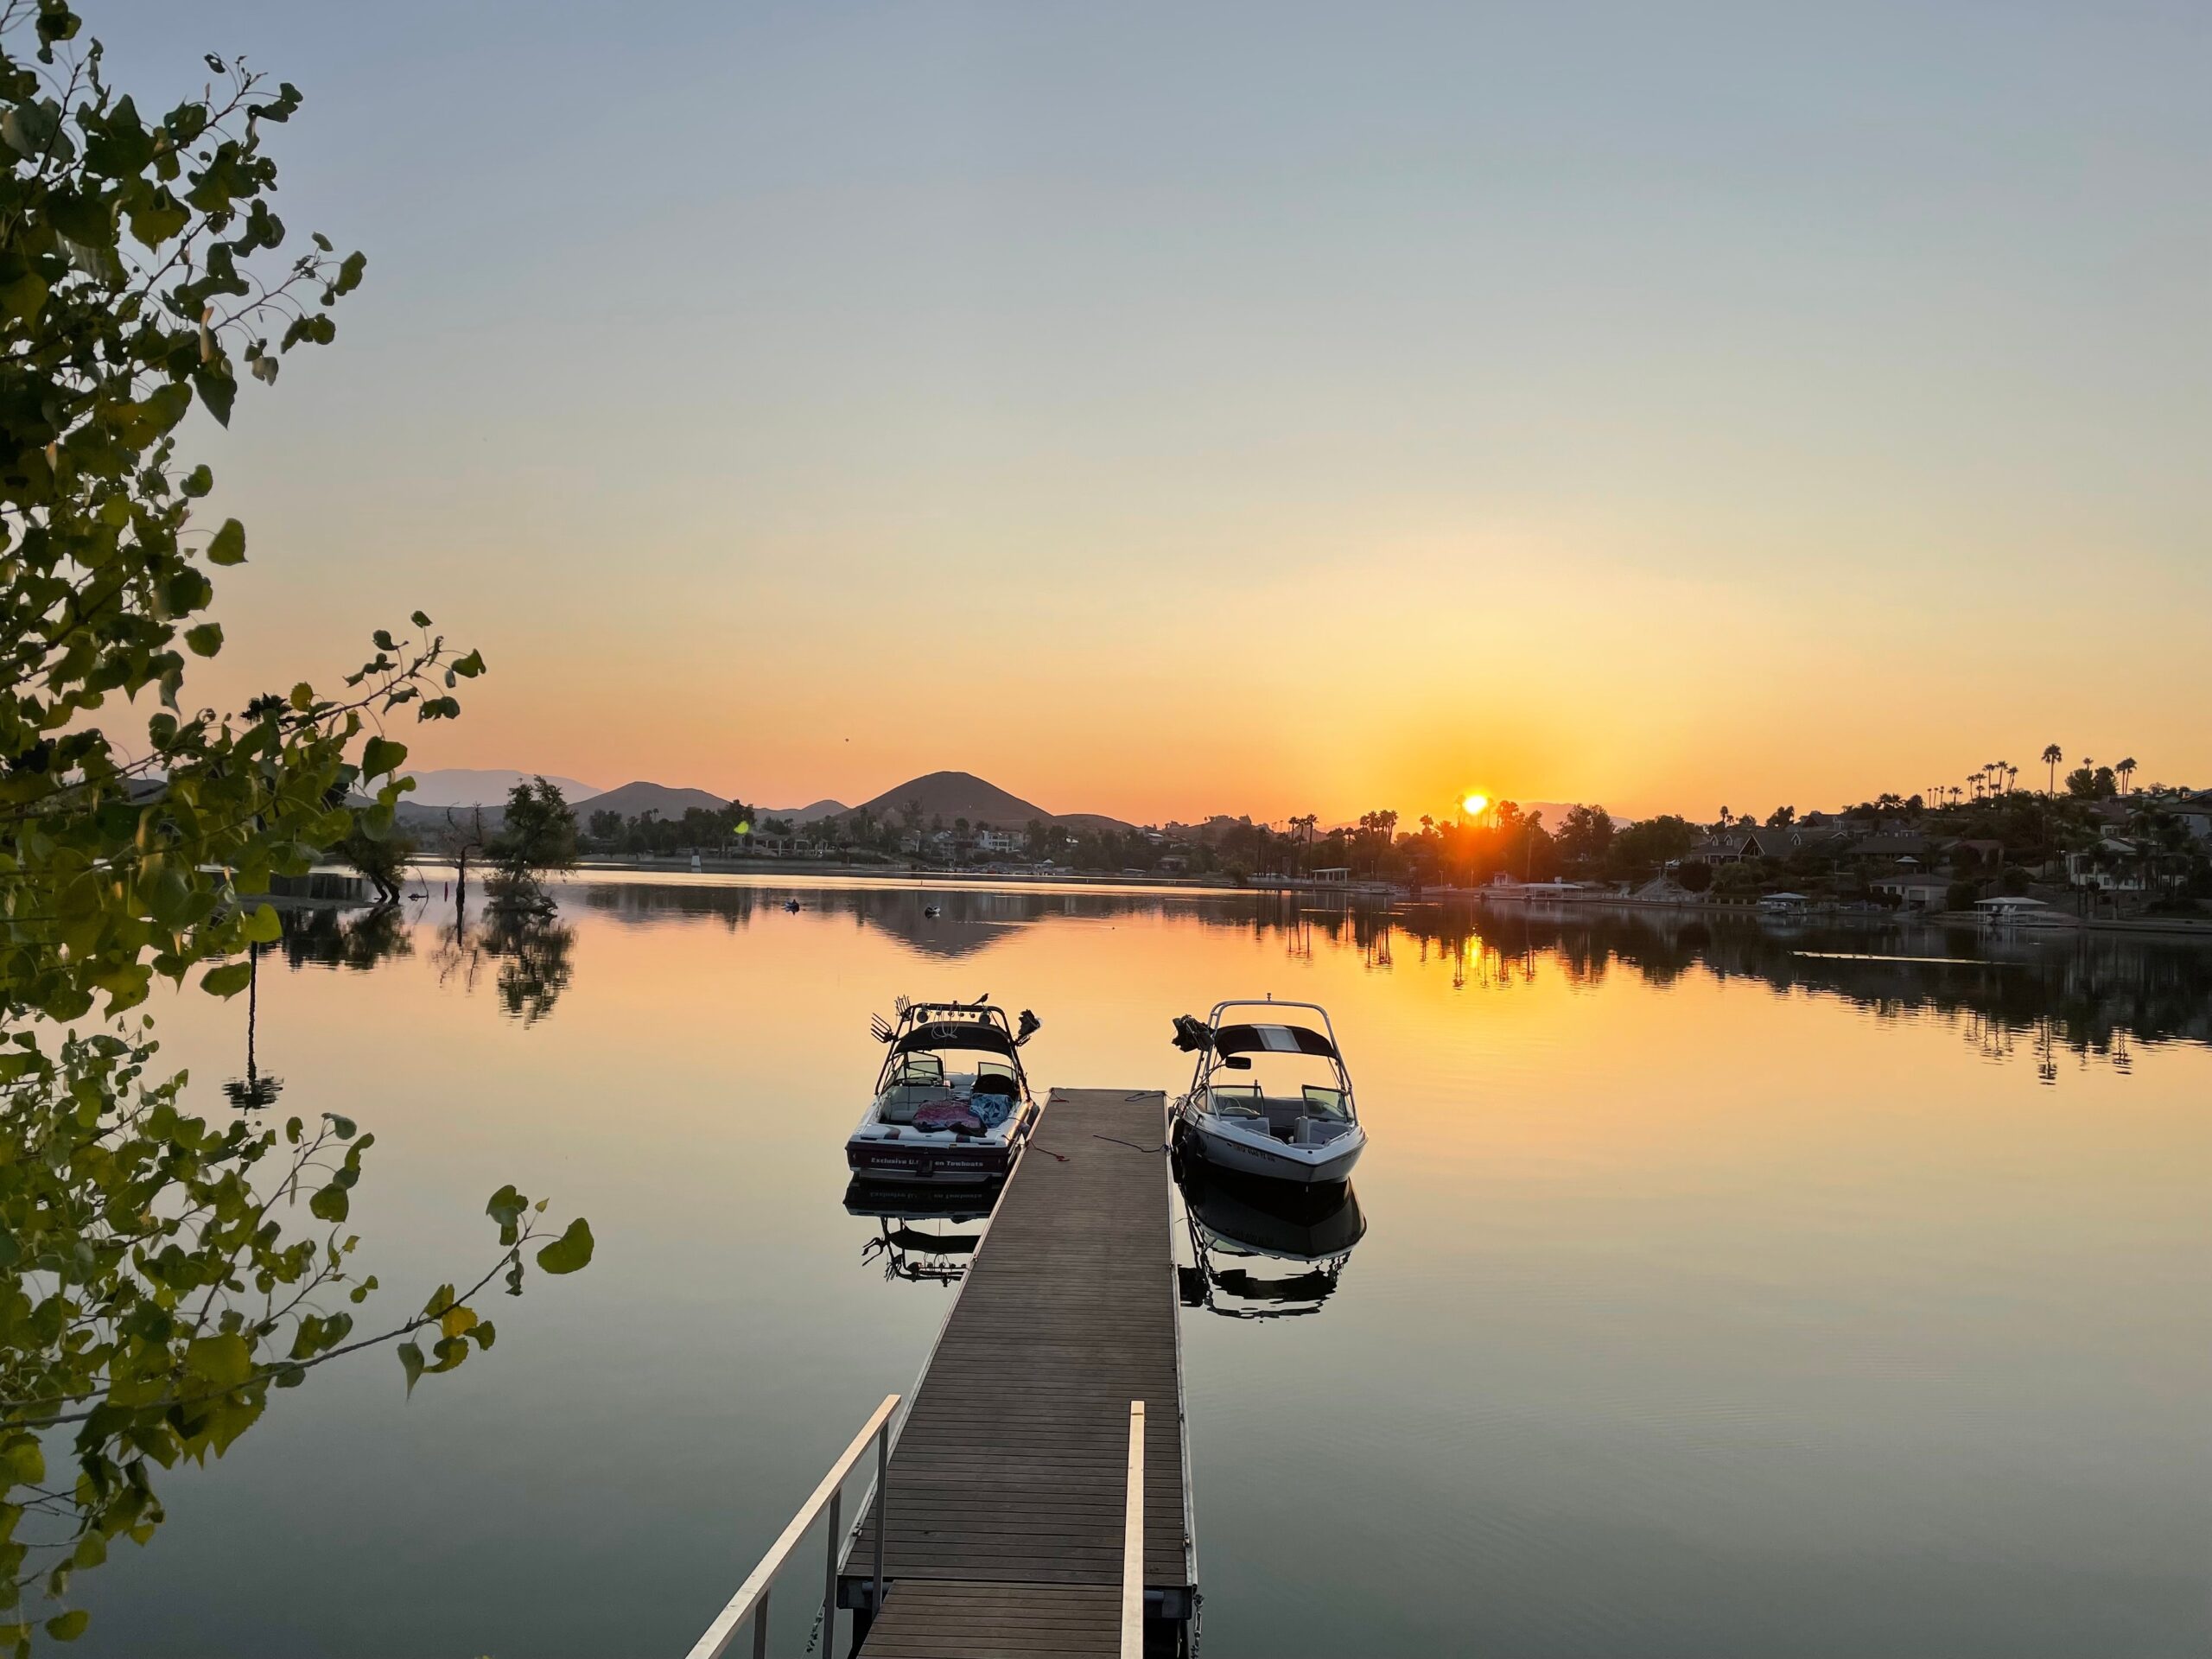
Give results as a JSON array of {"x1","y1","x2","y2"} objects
[{"x1": 446, "y1": 804, "x2": 490, "y2": 916}]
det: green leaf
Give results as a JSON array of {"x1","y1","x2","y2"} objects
[
  {"x1": 535, "y1": 1217, "x2": 594, "y2": 1275},
  {"x1": 325, "y1": 1114, "x2": 357, "y2": 1139},
  {"x1": 397, "y1": 1340, "x2": 424, "y2": 1397},
  {"x1": 360, "y1": 736, "x2": 406, "y2": 779},
  {"x1": 183, "y1": 623, "x2": 223, "y2": 658},
  {"x1": 0, "y1": 270, "x2": 49, "y2": 322},
  {"x1": 439, "y1": 1305, "x2": 478, "y2": 1340},
  {"x1": 410, "y1": 610, "x2": 432, "y2": 628},
  {"x1": 181, "y1": 464, "x2": 214, "y2": 498},
  {"x1": 183, "y1": 1333, "x2": 252, "y2": 1389},
  {"x1": 450, "y1": 649, "x2": 486, "y2": 678},
  {"x1": 194, "y1": 364, "x2": 237, "y2": 428},
  {"x1": 207, "y1": 518, "x2": 246, "y2": 565},
  {"x1": 45, "y1": 1611, "x2": 89, "y2": 1642},
  {"x1": 240, "y1": 905, "x2": 281, "y2": 944},
  {"x1": 308, "y1": 1184, "x2": 348, "y2": 1224},
  {"x1": 0, "y1": 1436, "x2": 45, "y2": 1485},
  {"x1": 200, "y1": 960, "x2": 252, "y2": 998},
  {"x1": 485, "y1": 1184, "x2": 527, "y2": 1245}
]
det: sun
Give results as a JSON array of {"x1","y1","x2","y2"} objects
[{"x1": 1461, "y1": 792, "x2": 1489, "y2": 817}]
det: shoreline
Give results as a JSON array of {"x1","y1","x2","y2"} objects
[{"x1": 391, "y1": 857, "x2": 2212, "y2": 939}]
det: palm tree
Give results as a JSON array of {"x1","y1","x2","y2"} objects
[
  {"x1": 2042, "y1": 744, "x2": 2063, "y2": 796},
  {"x1": 2116, "y1": 756, "x2": 2137, "y2": 795}
]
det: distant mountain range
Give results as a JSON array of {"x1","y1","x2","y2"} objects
[
  {"x1": 397, "y1": 766, "x2": 1586, "y2": 839},
  {"x1": 577, "y1": 780, "x2": 734, "y2": 821},
  {"x1": 403, "y1": 766, "x2": 1134, "y2": 836},
  {"x1": 843, "y1": 771, "x2": 1130, "y2": 833},
  {"x1": 405, "y1": 768, "x2": 602, "y2": 807}
]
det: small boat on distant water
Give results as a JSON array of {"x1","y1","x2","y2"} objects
[
  {"x1": 845, "y1": 997, "x2": 1041, "y2": 1185},
  {"x1": 1168, "y1": 998, "x2": 1365, "y2": 1186}
]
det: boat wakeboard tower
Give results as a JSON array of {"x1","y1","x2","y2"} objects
[
  {"x1": 845, "y1": 995, "x2": 1041, "y2": 1185},
  {"x1": 1169, "y1": 998, "x2": 1365, "y2": 1186}
]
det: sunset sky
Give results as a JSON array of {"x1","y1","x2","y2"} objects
[{"x1": 118, "y1": 2, "x2": 2209, "y2": 825}]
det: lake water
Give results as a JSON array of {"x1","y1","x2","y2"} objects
[{"x1": 67, "y1": 875, "x2": 2212, "y2": 1657}]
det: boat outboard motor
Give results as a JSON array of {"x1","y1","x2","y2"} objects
[{"x1": 1171, "y1": 1014, "x2": 1213, "y2": 1052}]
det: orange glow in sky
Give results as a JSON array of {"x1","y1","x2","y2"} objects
[{"x1": 165, "y1": 6, "x2": 2212, "y2": 826}]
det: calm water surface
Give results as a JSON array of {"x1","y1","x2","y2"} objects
[{"x1": 71, "y1": 876, "x2": 2212, "y2": 1656}]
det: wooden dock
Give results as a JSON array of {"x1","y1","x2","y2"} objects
[{"x1": 840, "y1": 1087, "x2": 1196, "y2": 1656}]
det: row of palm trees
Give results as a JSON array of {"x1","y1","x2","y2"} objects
[
  {"x1": 2037, "y1": 746, "x2": 2138, "y2": 798},
  {"x1": 1923, "y1": 749, "x2": 2139, "y2": 810}
]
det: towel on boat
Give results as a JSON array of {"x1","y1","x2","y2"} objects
[{"x1": 912, "y1": 1101, "x2": 985, "y2": 1134}]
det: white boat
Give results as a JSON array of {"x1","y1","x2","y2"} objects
[
  {"x1": 1970, "y1": 896, "x2": 2075, "y2": 931},
  {"x1": 1168, "y1": 999, "x2": 1365, "y2": 1187},
  {"x1": 844, "y1": 998, "x2": 1040, "y2": 1185}
]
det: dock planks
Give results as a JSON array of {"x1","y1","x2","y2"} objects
[{"x1": 845, "y1": 1088, "x2": 1193, "y2": 1656}]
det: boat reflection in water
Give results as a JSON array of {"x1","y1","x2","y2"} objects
[
  {"x1": 1174, "y1": 1162, "x2": 1367, "y2": 1319},
  {"x1": 842, "y1": 1177, "x2": 1001, "y2": 1287}
]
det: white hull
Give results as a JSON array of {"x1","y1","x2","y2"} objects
[
  {"x1": 846, "y1": 1100, "x2": 1033, "y2": 1185},
  {"x1": 1178, "y1": 1105, "x2": 1363, "y2": 1187}
]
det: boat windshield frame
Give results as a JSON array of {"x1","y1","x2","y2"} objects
[{"x1": 1185, "y1": 998, "x2": 1355, "y2": 1120}]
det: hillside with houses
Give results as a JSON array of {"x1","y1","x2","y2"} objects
[{"x1": 392, "y1": 760, "x2": 2212, "y2": 924}]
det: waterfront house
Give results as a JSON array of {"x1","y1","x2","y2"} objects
[
  {"x1": 1846, "y1": 832, "x2": 1933, "y2": 866},
  {"x1": 2066, "y1": 838, "x2": 2148, "y2": 895},
  {"x1": 1872, "y1": 871, "x2": 1954, "y2": 912}
]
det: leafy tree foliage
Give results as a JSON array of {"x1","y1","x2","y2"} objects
[
  {"x1": 486, "y1": 776, "x2": 575, "y2": 911},
  {"x1": 1605, "y1": 815, "x2": 1698, "y2": 880},
  {"x1": 0, "y1": 9, "x2": 587, "y2": 1645},
  {"x1": 1553, "y1": 804, "x2": 1614, "y2": 871}
]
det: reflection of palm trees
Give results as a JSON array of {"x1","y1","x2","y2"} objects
[{"x1": 222, "y1": 941, "x2": 285, "y2": 1110}]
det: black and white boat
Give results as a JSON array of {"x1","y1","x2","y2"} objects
[
  {"x1": 1169, "y1": 998, "x2": 1365, "y2": 1186},
  {"x1": 844, "y1": 997, "x2": 1040, "y2": 1185}
]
